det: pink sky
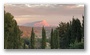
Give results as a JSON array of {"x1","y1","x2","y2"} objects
[{"x1": 5, "y1": 4, "x2": 84, "y2": 26}]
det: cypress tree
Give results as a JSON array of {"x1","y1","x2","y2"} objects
[
  {"x1": 82, "y1": 16, "x2": 84, "y2": 38},
  {"x1": 30, "y1": 27, "x2": 35, "y2": 49},
  {"x1": 56, "y1": 22, "x2": 69, "y2": 48},
  {"x1": 55, "y1": 30, "x2": 59, "y2": 49},
  {"x1": 65, "y1": 22, "x2": 72, "y2": 48},
  {"x1": 71, "y1": 18, "x2": 82, "y2": 43},
  {"x1": 50, "y1": 28, "x2": 54, "y2": 49},
  {"x1": 41, "y1": 26, "x2": 46, "y2": 49},
  {"x1": 53, "y1": 29, "x2": 59, "y2": 49},
  {"x1": 76, "y1": 19, "x2": 82, "y2": 42},
  {"x1": 71, "y1": 18, "x2": 76, "y2": 43}
]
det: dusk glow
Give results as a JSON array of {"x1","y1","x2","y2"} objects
[{"x1": 5, "y1": 4, "x2": 84, "y2": 26}]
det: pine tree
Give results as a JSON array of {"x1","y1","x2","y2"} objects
[
  {"x1": 30, "y1": 27, "x2": 35, "y2": 49},
  {"x1": 41, "y1": 26, "x2": 46, "y2": 49}
]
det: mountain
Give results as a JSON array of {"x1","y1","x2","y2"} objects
[
  {"x1": 23, "y1": 20, "x2": 50, "y2": 27},
  {"x1": 19, "y1": 26, "x2": 38, "y2": 38},
  {"x1": 19, "y1": 26, "x2": 54, "y2": 38}
]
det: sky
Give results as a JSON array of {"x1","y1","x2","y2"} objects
[{"x1": 4, "y1": 4, "x2": 84, "y2": 26}]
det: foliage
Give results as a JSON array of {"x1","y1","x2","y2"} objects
[
  {"x1": 41, "y1": 26, "x2": 46, "y2": 49},
  {"x1": 71, "y1": 18, "x2": 82, "y2": 43},
  {"x1": 50, "y1": 28, "x2": 54, "y2": 49},
  {"x1": 70, "y1": 39, "x2": 84, "y2": 49},
  {"x1": 30, "y1": 27, "x2": 35, "y2": 49},
  {"x1": 56, "y1": 16, "x2": 84, "y2": 49},
  {"x1": 82, "y1": 15, "x2": 84, "y2": 38},
  {"x1": 4, "y1": 11, "x2": 22, "y2": 49}
]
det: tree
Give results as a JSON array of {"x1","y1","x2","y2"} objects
[
  {"x1": 71, "y1": 18, "x2": 82, "y2": 43},
  {"x1": 54, "y1": 29, "x2": 59, "y2": 49},
  {"x1": 56, "y1": 22, "x2": 69, "y2": 49},
  {"x1": 82, "y1": 15, "x2": 84, "y2": 38},
  {"x1": 23, "y1": 40, "x2": 26, "y2": 49},
  {"x1": 4, "y1": 11, "x2": 22, "y2": 49},
  {"x1": 41, "y1": 26, "x2": 46, "y2": 49},
  {"x1": 30, "y1": 27, "x2": 35, "y2": 49},
  {"x1": 13, "y1": 21, "x2": 22, "y2": 48},
  {"x1": 70, "y1": 39, "x2": 84, "y2": 49},
  {"x1": 56, "y1": 16, "x2": 83, "y2": 49},
  {"x1": 65, "y1": 22, "x2": 72, "y2": 48},
  {"x1": 50, "y1": 28, "x2": 54, "y2": 49}
]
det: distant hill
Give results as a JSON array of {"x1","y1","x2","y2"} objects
[
  {"x1": 22, "y1": 20, "x2": 50, "y2": 27},
  {"x1": 19, "y1": 26, "x2": 56, "y2": 38}
]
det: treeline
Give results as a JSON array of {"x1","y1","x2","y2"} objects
[
  {"x1": 4, "y1": 11, "x2": 84, "y2": 49},
  {"x1": 56, "y1": 16, "x2": 84, "y2": 49}
]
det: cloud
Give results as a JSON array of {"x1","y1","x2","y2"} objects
[
  {"x1": 5, "y1": 4, "x2": 84, "y2": 16},
  {"x1": 76, "y1": 4, "x2": 84, "y2": 7}
]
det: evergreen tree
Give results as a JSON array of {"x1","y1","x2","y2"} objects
[
  {"x1": 23, "y1": 40, "x2": 26, "y2": 49},
  {"x1": 41, "y1": 26, "x2": 46, "y2": 49},
  {"x1": 30, "y1": 27, "x2": 35, "y2": 49},
  {"x1": 70, "y1": 38, "x2": 84, "y2": 49},
  {"x1": 50, "y1": 29, "x2": 60, "y2": 49},
  {"x1": 4, "y1": 11, "x2": 22, "y2": 49},
  {"x1": 82, "y1": 15, "x2": 84, "y2": 38},
  {"x1": 76, "y1": 19, "x2": 82, "y2": 42},
  {"x1": 13, "y1": 21, "x2": 22, "y2": 48},
  {"x1": 71, "y1": 18, "x2": 82, "y2": 43},
  {"x1": 54, "y1": 29, "x2": 59, "y2": 49},
  {"x1": 65, "y1": 22, "x2": 72, "y2": 48},
  {"x1": 56, "y1": 16, "x2": 83, "y2": 49},
  {"x1": 53, "y1": 30, "x2": 56, "y2": 48},
  {"x1": 50, "y1": 28, "x2": 54, "y2": 49},
  {"x1": 56, "y1": 22, "x2": 69, "y2": 48}
]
